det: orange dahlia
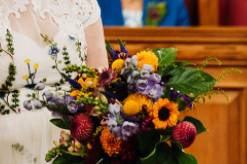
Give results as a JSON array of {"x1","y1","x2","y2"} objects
[
  {"x1": 149, "y1": 98, "x2": 179, "y2": 129},
  {"x1": 100, "y1": 128, "x2": 122, "y2": 157},
  {"x1": 136, "y1": 51, "x2": 158, "y2": 71}
]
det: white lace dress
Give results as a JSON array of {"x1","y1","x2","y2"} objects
[{"x1": 0, "y1": 0, "x2": 100, "y2": 163}]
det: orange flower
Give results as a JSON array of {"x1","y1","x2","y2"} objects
[
  {"x1": 70, "y1": 90, "x2": 80, "y2": 97},
  {"x1": 100, "y1": 128, "x2": 122, "y2": 157},
  {"x1": 136, "y1": 51, "x2": 158, "y2": 71},
  {"x1": 149, "y1": 98, "x2": 179, "y2": 129}
]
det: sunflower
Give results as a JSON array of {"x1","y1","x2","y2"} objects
[
  {"x1": 100, "y1": 128, "x2": 122, "y2": 157},
  {"x1": 149, "y1": 98, "x2": 179, "y2": 129},
  {"x1": 123, "y1": 93, "x2": 153, "y2": 116},
  {"x1": 111, "y1": 59, "x2": 125, "y2": 74},
  {"x1": 136, "y1": 51, "x2": 158, "y2": 71}
]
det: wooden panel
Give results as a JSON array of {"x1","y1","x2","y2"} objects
[
  {"x1": 199, "y1": 0, "x2": 219, "y2": 25},
  {"x1": 104, "y1": 27, "x2": 247, "y2": 164}
]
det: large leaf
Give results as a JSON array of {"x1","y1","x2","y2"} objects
[
  {"x1": 184, "y1": 116, "x2": 206, "y2": 134},
  {"x1": 52, "y1": 154, "x2": 83, "y2": 164},
  {"x1": 137, "y1": 130, "x2": 160, "y2": 157},
  {"x1": 167, "y1": 67, "x2": 216, "y2": 97},
  {"x1": 141, "y1": 143, "x2": 177, "y2": 164},
  {"x1": 50, "y1": 118, "x2": 70, "y2": 130},
  {"x1": 177, "y1": 152, "x2": 197, "y2": 164},
  {"x1": 154, "y1": 48, "x2": 177, "y2": 75}
]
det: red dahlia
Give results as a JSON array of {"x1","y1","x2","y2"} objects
[
  {"x1": 172, "y1": 121, "x2": 197, "y2": 148},
  {"x1": 71, "y1": 113, "x2": 93, "y2": 141}
]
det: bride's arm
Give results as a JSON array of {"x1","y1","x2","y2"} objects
[{"x1": 85, "y1": 19, "x2": 109, "y2": 69}]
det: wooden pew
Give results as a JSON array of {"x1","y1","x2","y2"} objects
[{"x1": 104, "y1": 27, "x2": 247, "y2": 164}]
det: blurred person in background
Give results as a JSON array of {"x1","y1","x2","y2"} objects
[{"x1": 98, "y1": 0, "x2": 190, "y2": 27}]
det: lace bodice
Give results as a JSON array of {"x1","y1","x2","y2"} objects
[
  {"x1": 0, "y1": 0, "x2": 101, "y2": 89},
  {"x1": 0, "y1": 0, "x2": 100, "y2": 39}
]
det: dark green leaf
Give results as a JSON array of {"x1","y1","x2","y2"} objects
[
  {"x1": 177, "y1": 152, "x2": 197, "y2": 164},
  {"x1": 52, "y1": 154, "x2": 83, "y2": 164},
  {"x1": 137, "y1": 130, "x2": 160, "y2": 157},
  {"x1": 141, "y1": 143, "x2": 178, "y2": 164},
  {"x1": 167, "y1": 67, "x2": 216, "y2": 97},
  {"x1": 184, "y1": 116, "x2": 206, "y2": 134},
  {"x1": 50, "y1": 119, "x2": 70, "y2": 130}
]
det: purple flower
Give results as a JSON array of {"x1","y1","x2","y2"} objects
[
  {"x1": 121, "y1": 121, "x2": 139, "y2": 140},
  {"x1": 64, "y1": 96, "x2": 80, "y2": 114},
  {"x1": 136, "y1": 73, "x2": 164, "y2": 100}
]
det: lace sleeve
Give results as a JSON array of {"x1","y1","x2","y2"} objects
[{"x1": 78, "y1": 0, "x2": 101, "y2": 28}]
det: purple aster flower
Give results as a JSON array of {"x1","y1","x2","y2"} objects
[{"x1": 64, "y1": 96, "x2": 80, "y2": 114}]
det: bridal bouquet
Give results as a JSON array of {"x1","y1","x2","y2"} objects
[{"x1": 43, "y1": 41, "x2": 216, "y2": 164}]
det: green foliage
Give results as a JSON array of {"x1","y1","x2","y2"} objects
[
  {"x1": 6, "y1": 29, "x2": 15, "y2": 55},
  {"x1": 50, "y1": 119, "x2": 71, "y2": 130},
  {"x1": 137, "y1": 130, "x2": 160, "y2": 158},
  {"x1": 1, "y1": 63, "x2": 17, "y2": 90},
  {"x1": 11, "y1": 90, "x2": 20, "y2": 109},
  {"x1": 184, "y1": 116, "x2": 206, "y2": 134},
  {"x1": 63, "y1": 65, "x2": 96, "y2": 77},
  {"x1": 167, "y1": 67, "x2": 216, "y2": 97},
  {"x1": 141, "y1": 142, "x2": 197, "y2": 164},
  {"x1": 75, "y1": 41, "x2": 86, "y2": 63},
  {"x1": 153, "y1": 48, "x2": 177, "y2": 75},
  {"x1": 62, "y1": 47, "x2": 71, "y2": 66},
  {"x1": 52, "y1": 154, "x2": 83, "y2": 164}
]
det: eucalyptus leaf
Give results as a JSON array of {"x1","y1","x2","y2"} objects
[
  {"x1": 177, "y1": 152, "x2": 197, "y2": 164},
  {"x1": 167, "y1": 67, "x2": 216, "y2": 97},
  {"x1": 184, "y1": 116, "x2": 206, "y2": 134},
  {"x1": 50, "y1": 119, "x2": 70, "y2": 130}
]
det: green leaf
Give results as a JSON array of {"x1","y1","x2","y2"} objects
[
  {"x1": 171, "y1": 142, "x2": 198, "y2": 164},
  {"x1": 167, "y1": 67, "x2": 216, "y2": 97},
  {"x1": 137, "y1": 130, "x2": 160, "y2": 157},
  {"x1": 154, "y1": 48, "x2": 177, "y2": 75},
  {"x1": 52, "y1": 154, "x2": 83, "y2": 164},
  {"x1": 177, "y1": 152, "x2": 197, "y2": 164},
  {"x1": 50, "y1": 119, "x2": 70, "y2": 130},
  {"x1": 141, "y1": 143, "x2": 178, "y2": 164},
  {"x1": 184, "y1": 116, "x2": 206, "y2": 134}
]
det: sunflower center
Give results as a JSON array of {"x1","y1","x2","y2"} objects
[{"x1": 158, "y1": 107, "x2": 170, "y2": 121}]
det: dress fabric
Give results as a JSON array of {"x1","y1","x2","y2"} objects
[{"x1": 0, "y1": 0, "x2": 100, "y2": 163}]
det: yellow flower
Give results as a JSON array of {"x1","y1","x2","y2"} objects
[
  {"x1": 78, "y1": 77, "x2": 98, "y2": 89},
  {"x1": 70, "y1": 90, "x2": 80, "y2": 97},
  {"x1": 111, "y1": 59, "x2": 125, "y2": 73},
  {"x1": 33, "y1": 63, "x2": 39, "y2": 70},
  {"x1": 100, "y1": 128, "x2": 122, "y2": 157},
  {"x1": 22, "y1": 74, "x2": 29, "y2": 81},
  {"x1": 149, "y1": 98, "x2": 179, "y2": 129},
  {"x1": 123, "y1": 93, "x2": 153, "y2": 116},
  {"x1": 24, "y1": 58, "x2": 31, "y2": 64},
  {"x1": 136, "y1": 51, "x2": 158, "y2": 71}
]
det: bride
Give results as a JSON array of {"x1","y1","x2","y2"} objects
[{"x1": 0, "y1": 0, "x2": 108, "y2": 163}]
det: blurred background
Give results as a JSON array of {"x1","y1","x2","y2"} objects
[{"x1": 97, "y1": 0, "x2": 247, "y2": 27}]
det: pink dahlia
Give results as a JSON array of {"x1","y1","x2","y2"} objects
[{"x1": 172, "y1": 121, "x2": 197, "y2": 148}]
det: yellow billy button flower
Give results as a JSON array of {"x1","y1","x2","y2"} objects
[
  {"x1": 24, "y1": 58, "x2": 31, "y2": 64},
  {"x1": 111, "y1": 59, "x2": 125, "y2": 73},
  {"x1": 136, "y1": 51, "x2": 158, "y2": 71},
  {"x1": 22, "y1": 74, "x2": 29, "y2": 81},
  {"x1": 150, "y1": 98, "x2": 179, "y2": 129},
  {"x1": 33, "y1": 63, "x2": 39, "y2": 71}
]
